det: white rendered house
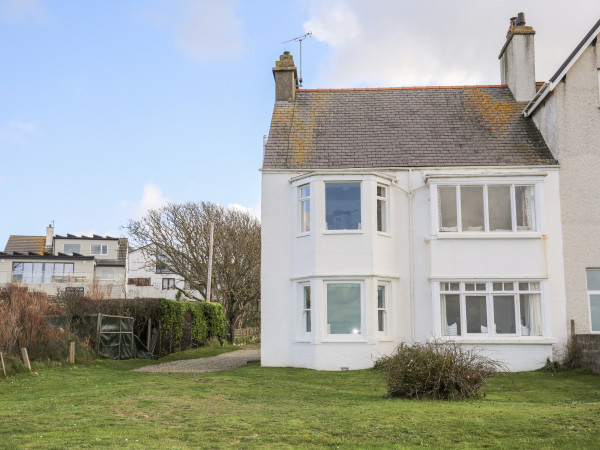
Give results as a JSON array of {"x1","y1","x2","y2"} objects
[{"x1": 261, "y1": 16, "x2": 568, "y2": 371}]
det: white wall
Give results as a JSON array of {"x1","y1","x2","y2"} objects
[{"x1": 261, "y1": 166, "x2": 567, "y2": 371}]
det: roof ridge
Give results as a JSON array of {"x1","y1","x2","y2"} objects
[{"x1": 297, "y1": 85, "x2": 509, "y2": 92}]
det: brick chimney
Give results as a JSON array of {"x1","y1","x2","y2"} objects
[
  {"x1": 498, "y1": 12, "x2": 536, "y2": 102},
  {"x1": 272, "y1": 51, "x2": 298, "y2": 102}
]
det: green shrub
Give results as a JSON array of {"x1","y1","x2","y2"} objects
[{"x1": 376, "y1": 341, "x2": 504, "y2": 400}]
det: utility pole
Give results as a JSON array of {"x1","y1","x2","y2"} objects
[{"x1": 206, "y1": 222, "x2": 214, "y2": 302}]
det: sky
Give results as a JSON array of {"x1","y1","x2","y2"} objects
[{"x1": 2, "y1": 0, "x2": 600, "y2": 246}]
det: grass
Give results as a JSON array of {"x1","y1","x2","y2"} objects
[{"x1": 0, "y1": 355, "x2": 599, "y2": 448}]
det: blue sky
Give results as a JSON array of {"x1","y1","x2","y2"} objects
[{"x1": 2, "y1": 0, "x2": 599, "y2": 245}]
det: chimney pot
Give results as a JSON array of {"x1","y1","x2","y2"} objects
[{"x1": 517, "y1": 12, "x2": 526, "y2": 27}]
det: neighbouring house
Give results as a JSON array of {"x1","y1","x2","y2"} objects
[
  {"x1": 523, "y1": 18, "x2": 600, "y2": 337},
  {"x1": 0, "y1": 225, "x2": 128, "y2": 298},
  {"x1": 261, "y1": 13, "x2": 570, "y2": 371},
  {"x1": 127, "y1": 246, "x2": 201, "y2": 300}
]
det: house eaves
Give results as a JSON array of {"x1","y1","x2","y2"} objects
[{"x1": 524, "y1": 17, "x2": 600, "y2": 117}]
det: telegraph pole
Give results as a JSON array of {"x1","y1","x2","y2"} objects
[{"x1": 206, "y1": 222, "x2": 214, "y2": 302}]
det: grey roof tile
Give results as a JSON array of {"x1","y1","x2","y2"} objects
[{"x1": 263, "y1": 86, "x2": 556, "y2": 169}]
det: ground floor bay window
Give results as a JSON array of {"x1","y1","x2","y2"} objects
[{"x1": 439, "y1": 281, "x2": 543, "y2": 337}]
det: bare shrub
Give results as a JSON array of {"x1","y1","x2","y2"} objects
[{"x1": 375, "y1": 341, "x2": 505, "y2": 400}]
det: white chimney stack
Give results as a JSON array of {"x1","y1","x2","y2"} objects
[
  {"x1": 499, "y1": 12, "x2": 536, "y2": 102},
  {"x1": 45, "y1": 224, "x2": 54, "y2": 249}
]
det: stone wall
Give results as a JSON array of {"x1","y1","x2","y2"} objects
[{"x1": 575, "y1": 334, "x2": 600, "y2": 374}]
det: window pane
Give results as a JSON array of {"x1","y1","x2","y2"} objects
[
  {"x1": 515, "y1": 186, "x2": 536, "y2": 231},
  {"x1": 378, "y1": 310, "x2": 386, "y2": 332},
  {"x1": 327, "y1": 283, "x2": 361, "y2": 334},
  {"x1": 493, "y1": 282, "x2": 503, "y2": 291},
  {"x1": 377, "y1": 186, "x2": 386, "y2": 197},
  {"x1": 466, "y1": 295, "x2": 487, "y2": 333},
  {"x1": 32, "y1": 263, "x2": 43, "y2": 284},
  {"x1": 377, "y1": 198, "x2": 387, "y2": 232},
  {"x1": 520, "y1": 294, "x2": 542, "y2": 336},
  {"x1": 442, "y1": 294, "x2": 461, "y2": 336},
  {"x1": 304, "y1": 286, "x2": 311, "y2": 309},
  {"x1": 587, "y1": 269, "x2": 600, "y2": 290},
  {"x1": 494, "y1": 295, "x2": 516, "y2": 334},
  {"x1": 438, "y1": 186, "x2": 457, "y2": 231},
  {"x1": 476, "y1": 283, "x2": 486, "y2": 291},
  {"x1": 64, "y1": 264, "x2": 74, "y2": 275},
  {"x1": 300, "y1": 185, "x2": 310, "y2": 233},
  {"x1": 461, "y1": 186, "x2": 484, "y2": 231},
  {"x1": 43, "y1": 263, "x2": 54, "y2": 284},
  {"x1": 12, "y1": 262, "x2": 23, "y2": 283},
  {"x1": 377, "y1": 285, "x2": 385, "y2": 308},
  {"x1": 488, "y1": 185, "x2": 512, "y2": 231},
  {"x1": 325, "y1": 182, "x2": 361, "y2": 230},
  {"x1": 64, "y1": 243, "x2": 80, "y2": 254},
  {"x1": 465, "y1": 283, "x2": 475, "y2": 291},
  {"x1": 590, "y1": 295, "x2": 600, "y2": 332},
  {"x1": 300, "y1": 185, "x2": 310, "y2": 198},
  {"x1": 305, "y1": 311, "x2": 312, "y2": 333}
]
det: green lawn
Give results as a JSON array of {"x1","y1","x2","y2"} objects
[{"x1": 1, "y1": 353, "x2": 599, "y2": 448}]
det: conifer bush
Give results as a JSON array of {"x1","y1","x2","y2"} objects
[{"x1": 375, "y1": 341, "x2": 504, "y2": 399}]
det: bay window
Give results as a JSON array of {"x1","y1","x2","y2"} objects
[
  {"x1": 326, "y1": 282, "x2": 361, "y2": 334},
  {"x1": 440, "y1": 281, "x2": 543, "y2": 337},
  {"x1": 437, "y1": 183, "x2": 536, "y2": 233},
  {"x1": 325, "y1": 182, "x2": 361, "y2": 230},
  {"x1": 376, "y1": 185, "x2": 388, "y2": 233}
]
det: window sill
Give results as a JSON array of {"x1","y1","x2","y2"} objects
[
  {"x1": 296, "y1": 232, "x2": 311, "y2": 238},
  {"x1": 378, "y1": 337, "x2": 395, "y2": 342},
  {"x1": 293, "y1": 338, "x2": 312, "y2": 343},
  {"x1": 323, "y1": 230, "x2": 364, "y2": 235},
  {"x1": 433, "y1": 232, "x2": 541, "y2": 240},
  {"x1": 377, "y1": 232, "x2": 392, "y2": 238},
  {"x1": 321, "y1": 338, "x2": 368, "y2": 343},
  {"x1": 428, "y1": 336, "x2": 557, "y2": 345}
]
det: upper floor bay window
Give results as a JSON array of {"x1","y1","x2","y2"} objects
[
  {"x1": 438, "y1": 184, "x2": 536, "y2": 233},
  {"x1": 376, "y1": 185, "x2": 388, "y2": 233},
  {"x1": 299, "y1": 184, "x2": 310, "y2": 233},
  {"x1": 440, "y1": 281, "x2": 543, "y2": 337},
  {"x1": 586, "y1": 269, "x2": 600, "y2": 332},
  {"x1": 91, "y1": 244, "x2": 108, "y2": 255},
  {"x1": 325, "y1": 182, "x2": 361, "y2": 230}
]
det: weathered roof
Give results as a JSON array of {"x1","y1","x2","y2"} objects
[
  {"x1": 4, "y1": 236, "x2": 46, "y2": 254},
  {"x1": 263, "y1": 86, "x2": 556, "y2": 170}
]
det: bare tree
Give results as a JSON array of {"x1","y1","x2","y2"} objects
[{"x1": 126, "y1": 202, "x2": 261, "y2": 342}]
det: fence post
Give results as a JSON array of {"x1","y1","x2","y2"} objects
[
  {"x1": 20, "y1": 347, "x2": 31, "y2": 371},
  {"x1": 68, "y1": 341, "x2": 75, "y2": 363}
]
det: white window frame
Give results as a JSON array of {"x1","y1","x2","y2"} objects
[
  {"x1": 324, "y1": 181, "x2": 363, "y2": 233},
  {"x1": 376, "y1": 184, "x2": 389, "y2": 234},
  {"x1": 302, "y1": 283, "x2": 312, "y2": 334},
  {"x1": 431, "y1": 178, "x2": 543, "y2": 237},
  {"x1": 299, "y1": 184, "x2": 311, "y2": 234},
  {"x1": 586, "y1": 269, "x2": 600, "y2": 333},
  {"x1": 323, "y1": 280, "x2": 365, "y2": 341},
  {"x1": 90, "y1": 244, "x2": 108, "y2": 255},
  {"x1": 96, "y1": 266, "x2": 118, "y2": 281},
  {"x1": 437, "y1": 280, "x2": 544, "y2": 338},
  {"x1": 376, "y1": 283, "x2": 389, "y2": 334}
]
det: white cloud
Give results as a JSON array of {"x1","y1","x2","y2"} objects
[
  {"x1": 123, "y1": 183, "x2": 170, "y2": 219},
  {"x1": 148, "y1": 0, "x2": 243, "y2": 62},
  {"x1": 302, "y1": 0, "x2": 600, "y2": 87},
  {"x1": 227, "y1": 201, "x2": 261, "y2": 220},
  {"x1": 0, "y1": 120, "x2": 35, "y2": 141},
  {"x1": 0, "y1": 0, "x2": 51, "y2": 23}
]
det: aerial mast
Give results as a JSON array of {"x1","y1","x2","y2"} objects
[{"x1": 282, "y1": 31, "x2": 312, "y2": 87}]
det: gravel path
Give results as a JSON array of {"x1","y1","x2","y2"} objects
[{"x1": 134, "y1": 348, "x2": 261, "y2": 374}]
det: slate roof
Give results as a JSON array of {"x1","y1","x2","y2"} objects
[
  {"x1": 263, "y1": 86, "x2": 556, "y2": 170},
  {"x1": 4, "y1": 236, "x2": 46, "y2": 254}
]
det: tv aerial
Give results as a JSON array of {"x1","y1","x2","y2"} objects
[{"x1": 282, "y1": 31, "x2": 312, "y2": 87}]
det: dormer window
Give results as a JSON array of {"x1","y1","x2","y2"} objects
[{"x1": 63, "y1": 243, "x2": 81, "y2": 254}]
